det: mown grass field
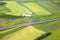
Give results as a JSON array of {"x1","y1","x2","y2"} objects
[
  {"x1": 23, "y1": 2, "x2": 51, "y2": 15},
  {"x1": 5, "y1": 1, "x2": 31, "y2": 16},
  {"x1": 32, "y1": 0, "x2": 60, "y2": 40},
  {"x1": 0, "y1": 0, "x2": 60, "y2": 40},
  {"x1": 0, "y1": 1, "x2": 30, "y2": 28},
  {"x1": 1, "y1": 26, "x2": 45, "y2": 40},
  {"x1": 32, "y1": 20, "x2": 60, "y2": 40}
]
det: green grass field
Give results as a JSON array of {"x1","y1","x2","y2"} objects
[
  {"x1": 32, "y1": 20, "x2": 60, "y2": 40},
  {"x1": 1, "y1": 26, "x2": 45, "y2": 40},
  {"x1": 0, "y1": 0, "x2": 60, "y2": 40},
  {"x1": 23, "y1": 2, "x2": 51, "y2": 15},
  {"x1": 53, "y1": 0, "x2": 60, "y2": 3},
  {"x1": 0, "y1": 1, "x2": 30, "y2": 28},
  {"x1": 5, "y1": 1, "x2": 31, "y2": 16},
  {"x1": 32, "y1": 0, "x2": 60, "y2": 40},
  {"x1": 0, "y1": 5, "x2": 10, "y2": 16}
]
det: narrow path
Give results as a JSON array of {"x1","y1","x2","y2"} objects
[{"x1": 0, "y1": 18, "x2": 60, "y2": 31}]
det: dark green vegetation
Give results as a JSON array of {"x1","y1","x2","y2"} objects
[
  {"x1": 0, "y1": 0, "x2": 60, "y2": 40},
  {"x1": 35, "y1": 32, "x2": 52, "y2": 40},
  {"x1": 0, "y1": 2, "x2": 7, "y2": 5}
]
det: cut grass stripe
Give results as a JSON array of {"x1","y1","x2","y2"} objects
[
  {"x1": 5, "y1": 1, "x2": 31, "y2": 16},
  {"x1": 23, "y1": 2, "x2": 51, "y2": 15}
]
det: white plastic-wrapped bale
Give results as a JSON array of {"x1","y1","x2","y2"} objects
[{"x1": 21, "y1": 13, "x2": 32, "y2": 17}]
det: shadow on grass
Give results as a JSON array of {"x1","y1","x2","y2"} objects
[
  {"x1": 0, "y1": 14, "x2": 22, "y2": 19},
  {"x1": 0, "y1": 26, "x2": 26, "y2": 39}
]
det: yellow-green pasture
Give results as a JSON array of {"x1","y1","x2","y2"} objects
[
  {"x1": 1, "y1": 26, "x2": 45, "y2": 40},
  {"x1": 5, "y1": 1, "x2": 31, "y2": 16},
  {"x1": 23, "y1": 2, "x2": 51, "y2": 15}
]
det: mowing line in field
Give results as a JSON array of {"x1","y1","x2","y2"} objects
[
  {"x1": 5, "y1": 1, "x2": 32, "y2": 16},
  {"x1": 23, "y1": 2, "x2": 51, "y2": 15}
]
